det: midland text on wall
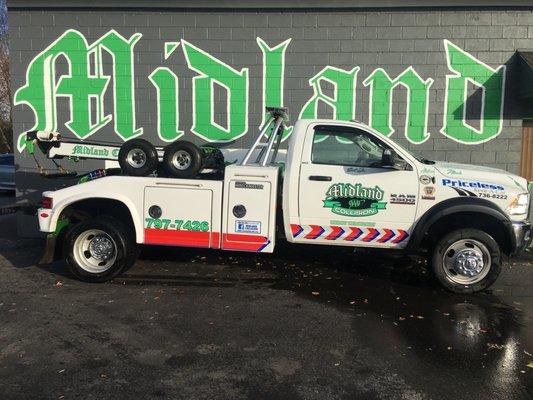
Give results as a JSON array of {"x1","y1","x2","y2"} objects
[{"x1": 14, "y1": 29, "x2": 506, "y2": 151}]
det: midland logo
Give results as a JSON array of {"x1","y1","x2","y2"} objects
[
  {"x1": 323, "y1": 183, "x2": 387, "y2": 217},
  {"x1": 72, "y1": 145, "x2": 119, "y2": 158},
  {"x1": 14, "y1": 29, "x2": 507, "y2": 152}
]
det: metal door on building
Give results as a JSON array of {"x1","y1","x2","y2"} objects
[{"x1": 521, "y1": 121, "x2": 533, "y2": 181}]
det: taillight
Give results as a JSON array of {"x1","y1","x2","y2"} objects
[{"x1": 40, "y1": 196, "x2": 53, "y2": 209}]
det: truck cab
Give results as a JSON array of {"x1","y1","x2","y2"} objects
[{"x1": 36, "y1": 109, "x2": 531, "y2": 293}]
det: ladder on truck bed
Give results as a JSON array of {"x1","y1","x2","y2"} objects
[{"x1": 241, "y1": 107, "x2": 288, "y2": 167}]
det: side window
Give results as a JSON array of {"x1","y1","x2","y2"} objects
[{"x1": 311, "y1": 126, "x2": 388, "y2": 168}]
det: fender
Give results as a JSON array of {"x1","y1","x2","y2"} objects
[
  {"x1": 407, "y1": 197, "x2": 515, "y2": 252},
  {"x1": 50, "y1": 194, "x2": 143, "y2": 243}
]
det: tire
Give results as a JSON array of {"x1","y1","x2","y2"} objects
[
  {"x1": 201, "y1": 146, "x2": 225, "y2": 170},
  {"x1": 162, "y1": 141, "x2": 203, "y2": 178},
  {"x1": 430, "y1": 229, "x2": 501, "y2": 293},
  {"x1": 64, "y1": 217, "x2": 138, "y2": 283},
  {"x1": 118, "y1": 139, "x2": 158, "y2": 176}
]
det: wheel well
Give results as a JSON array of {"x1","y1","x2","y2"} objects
[
  {"x1": 59, "y1": 198, "x2": 136, "y2": 237},
  {"x1": 420, "y1": 212, "x2": 512, "y2": 255}
]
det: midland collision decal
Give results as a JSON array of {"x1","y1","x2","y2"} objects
[
  {"x1": 14, "y1": 30, "x2": 506, "y2": 152},
  {"x1": 323, "y1": 183, "x2": 387, "y2": 217}
]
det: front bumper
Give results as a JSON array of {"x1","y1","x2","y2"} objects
[{"x1": 511, "y1": 221, "x2": 532, "y2": 255}]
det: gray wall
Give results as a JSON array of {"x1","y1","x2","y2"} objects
[{"x1": 8, "y1": 8, "x2": 533, "y2": 235}]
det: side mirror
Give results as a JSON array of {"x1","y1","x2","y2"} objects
[{"x1": 381, "y1": 149, "x2": 397, "y2": 167}]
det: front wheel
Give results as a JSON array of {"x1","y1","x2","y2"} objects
[
  {"x1": 430, "y1": 229, "x2": 501, "y2": 293},
  {"x1": 64, "y1": 217, "x2": 138, "y2": 282}
]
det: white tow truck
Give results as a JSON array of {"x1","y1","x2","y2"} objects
[{"x1": 32, "y1": 107, "x2": 531, "y2": 293}]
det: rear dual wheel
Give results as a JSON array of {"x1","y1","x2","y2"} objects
[{"x1": 65, "y1": 217, "x2": 138, "y2": 283}]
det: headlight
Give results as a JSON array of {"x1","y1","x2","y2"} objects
[{"x1": 507, "y1": 193, "x2": 529, "y2": 215}]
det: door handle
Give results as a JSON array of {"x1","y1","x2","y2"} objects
[{"x1": 308, "y1": 175, "x2": 332, "y2": 181}]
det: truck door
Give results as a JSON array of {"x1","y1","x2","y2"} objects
[
  {"x1": 143, "y1": 181, "x2": 223, "y2": 248},
  {"x1": 222, "y1": 165, "x2": 278, "y2": 253},
  {"x1": 294, "y1": 123, "x2": 418, "y2": 248}
]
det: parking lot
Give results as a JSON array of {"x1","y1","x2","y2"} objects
[{"x1": 0, "y1": 194, "x2": 532, "y2": 400}]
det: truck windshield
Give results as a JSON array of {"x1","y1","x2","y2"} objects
[{"x1": 390, "y1": 141, "x2": 435, "y2": 165}]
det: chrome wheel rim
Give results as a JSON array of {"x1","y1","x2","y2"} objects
[
  {"x1": 126, "y1": 148, "x2": 147, "y2": 169},
  {"x1": 73, "y1": 229, "x2": 117, "y2": 273},
  {"x1": 442, "y1": 239, "x2": 491, "y2": 285},
  {"x1": 171, "y1": 150, "x2": 192, "y2": 170}
]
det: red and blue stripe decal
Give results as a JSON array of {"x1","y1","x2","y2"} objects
[
  {"x1": 290, "y1": 224, "x2": 409, "y2": 245},
  {"x1": 305, "y1": 225, "x2": 325, "y2": 239}
]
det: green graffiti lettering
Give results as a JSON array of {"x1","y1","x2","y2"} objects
[
  {"x1": 149, "y1": 66, "x2": 184, "y2": 142},
  {"x1": 14, "y1": 29, "x2": 111, "y2": 142},
  {"x1": 164, "y1": 42, "x2": 180, "y2": 60},
  {"x1": 363, "y1": 67, "x2": 433, "y2": 144},
  {"x1": 299, "y1": 66, "x2": 359, "y2": 143},
  {"x1": 441, "y1": 40, "x2": 506, "y2": 144},
  {"x1": 257, "y1": 37, "x2": 293, "y2": 140},
  {"x1": 14, "y1": 29, "x2": 144, "y2": 144},
  {"x1": 182, "y1": 40, "x2": 249, "y2": 142},
  {"x1": 96, "y1": 31, "x2": 143, "y2": 140}
]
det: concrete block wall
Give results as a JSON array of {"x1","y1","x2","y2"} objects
[{"x1": 7, "y1": 7, "x2": 533, "y2": 235}]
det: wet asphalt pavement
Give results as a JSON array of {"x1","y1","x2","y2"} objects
[{"x1": 0, "y1": 194, "x2": 532, "y2": 399}]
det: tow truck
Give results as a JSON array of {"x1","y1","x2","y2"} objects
[{"x1": 28, "y1": 107, "x2": 531, "y2": 293}]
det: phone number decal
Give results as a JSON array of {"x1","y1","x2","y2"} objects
[{"x1": 145, "y1": 218, "x2": 209, "y2": 231}]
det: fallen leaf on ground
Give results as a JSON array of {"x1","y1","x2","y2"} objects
[
  {"x1": 527, "y1": 361, "x2": 533, "y2": 369},
  {"x1": 311, "y1": 292, "x2": 320, "y2": 296}
]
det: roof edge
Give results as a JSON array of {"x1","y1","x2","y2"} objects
[{"x1": 7, "y1": 0, "x2": 533, "y2": 9}]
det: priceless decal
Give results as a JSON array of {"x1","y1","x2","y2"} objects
[
  {"x1": 235, "y1": 220, "x2": 261, "y2": 234},
  {"x1": 450, "y1": 186, "x2": 508, "y2": 200},
  {"x1": 442, "y1": 178, "x2": 504, "y2": 191},
  {"x1": 450, "y1": 187, "x2": 477, "y2": 197},
  {"x1": 323, "y1": 183, "x2": 387, "y2": 217},
  {"x1": 390, "y1": 193, "x2": 416, "y2": 205}
]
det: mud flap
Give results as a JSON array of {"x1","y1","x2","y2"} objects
[
  {"x1": 39, "y1": 234, "x2": 57, "y2": 265},
  {"x1": 39, "y1": 218, "x2": 70, "y2": 265}
]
